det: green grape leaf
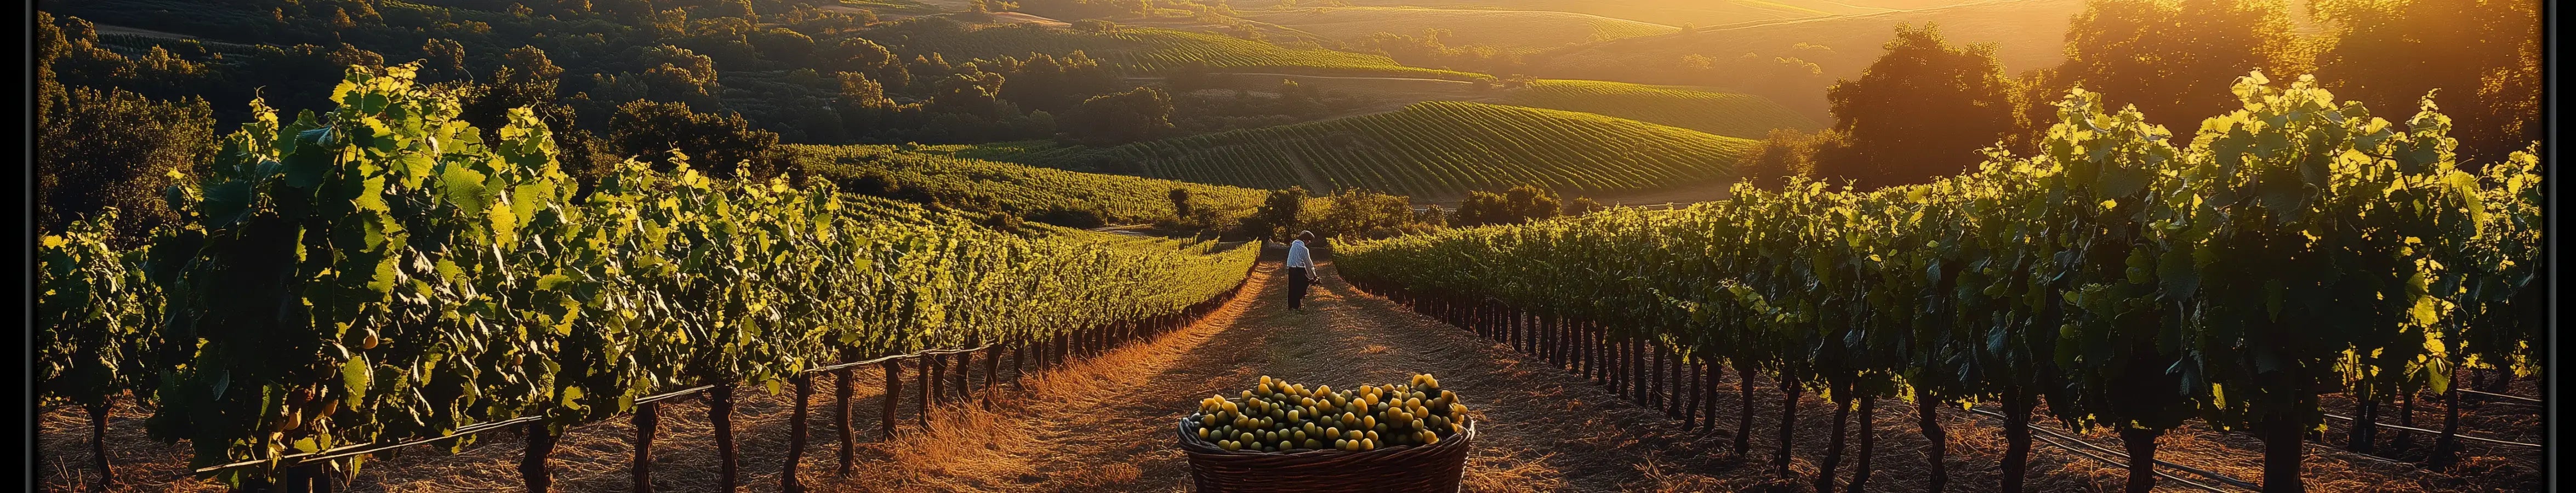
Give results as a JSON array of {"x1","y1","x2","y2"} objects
[
  {"x1": 342, "y1": 354, "x2": 371, "y2": 406},
  {"x1": 443, "y1": 165, "x2": 490, "y2": 215}
]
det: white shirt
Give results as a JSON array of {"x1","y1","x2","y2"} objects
[{"x1": 1285, "y1": 239, "x2": 1314, "y2": 269}]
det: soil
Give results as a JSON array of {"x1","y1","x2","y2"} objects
[{"x1": 35, "y1": 250, "x2": 2546, "y2": 492}]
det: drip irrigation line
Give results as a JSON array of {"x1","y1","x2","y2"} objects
[
  {"x1": 2025, "y1": 431, "x2": 2235, "y2": 493},
  {"x1": 2321, "y1": 412, "x2": 2541, "y2": 448},
  {"x1": 2456, "y1": 388, "x2": 2541, "y2": 404},
  {"x1": 1963, "y1": 407, "x2": 2262, "y2": 491}
]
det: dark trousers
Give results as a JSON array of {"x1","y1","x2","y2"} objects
[{"x1": 1286, "y1": 266, "x2": 1310, "y2": 309}]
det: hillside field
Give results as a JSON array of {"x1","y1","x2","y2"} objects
[
  {"x1": 1530, "y1": 0, "x2": 2087, "y2": 120},
  {"x1": 789, "y1": 144, "x2": 1272, "y2": 226},
  {"x1": 1008, "y1": 101, "x2": 1762, "y2": 199},
  {"x1": 1242, "y1": 7, "x2": 1681, "y2": 50},
  {"x1": 871, "y1": 21, "x2": 1495, "y2": 80},
  {"x1": 1325, "y1": 0, "x2": 1885, "y2": 27},
  {"x1": 1498, "y1": 80, "x2": 1821, "y2": 138}
]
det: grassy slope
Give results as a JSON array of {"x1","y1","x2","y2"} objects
[
  {"x1": 1498, "y1": 80, "x2": 1821, "y2": 138},
  {"x1": 1240, "y1": 7, "x2": 1680, "y2": 50},
  {"x1": 1529, "y1": 0, "x2": 2084, "y2": 119},
  {"x1": 1536, "y1": 0, "x2": 2081, "y2": 72},
  {"x1": 1006, "y1": 101, "x2": 1760, "y2": 199},
  {"x1": 1325, "y1": 0, "x2": 1881, "y2": 27},
  {"x1": 789, "y1": 144, "x2": 1271, "y2": 226},
  {"x1": 873, "y1": 21, "x2": 1493, "y2": 80}
]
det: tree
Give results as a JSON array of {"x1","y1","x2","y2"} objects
[
  {"x1": 1250, "y1": 187, "x2": 1309, "y2": 240},
  {"x1": 928, "y1": 70, "x2": 1009, "y2": 119},
  {"x1": 1503, "y1": 185, "x2": 1561, "y2": 222},
  {"x1": 1073, "y1": 19, "x2": 1118, "y2": 32},
  {"x1": 607, "y1": 100, "x2": 782, "y2": 179},
  {"x1": 633, "y1": 44, "x2": 725, "y2": 108},
  {"x1": 1740, "y1": 128, "x2": 1846, "y2": 188},
  {"x1": 711, "y1": 0, "x2": 757, "y2": 20},
  {"x1": 1816, "y1": 23, "x2": 2020, "y2": 189},
  {"x1": 749, "y1": 27, "x2": 816, "y2": 67},
  {"x1": 419, "y1": 38, "x2": 469, "y2": 83},
  {"x1": 463, "y1": 47, "x2": 605, "y2": 178},
  {"x1": 2310, "y1": 0, "x2": 2539, "y2": 162},
  {"x1": 327, "y1": 42, "x2": 385, "y2": 69},
  {"x1": 1564, "y1": 197, "x2": 1604, "y2": 216},
  {"x1": 834, "y1": 37, "x2": 907, "y2": 91},
  {"x1": 1453, "y1": 185, "x2": 1559, "y2": 226},
  {"x1": 37, "y1": 82, "x2": 215, "y2": 240},
  {"x1": 2056, "y1": 0, "x2": 2297, "y2": 130},
  {"x1": 1062, "y1": 87, "x2": 1175, "y2": 146},
  {"x1": 1169, "y1": 188, "x2": 1194, "y2": 219},
  {"x1": 1313, "y1": 189, "x2": 1424, "y2": 239}
]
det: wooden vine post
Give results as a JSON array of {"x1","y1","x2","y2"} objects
[
  {"x1": 985, "y1": 345, "x2": 1004, "y2": 406},
  {"x1": 634, "y1": 402, "x2": 658, "y2": 493},
  {"x1": 917, "y1": 357, "x2": 934, "y2": 428},
  {"x1": 782, "y1": 374, "x2": 813, "y2": 493},
  {"x1": 712, "y1": 382, "x2": 740, "y2": 492},
  {"x1": 881, "y1": 360, "x2": 903, "y2": 439},
  {"x1": 837, "y1": 369, "x2": 856, "y2": 477}
]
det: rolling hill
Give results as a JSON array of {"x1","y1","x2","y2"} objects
[
  {"x1": 789, "y1": 144, "x2": 1272, "y2": 227},
  {"x1": 1528, "y1": 0, "x2": 2087, "y2": 121},
  {"x1": 1006, "y1": 101, "x2": 1762, "y2": 199},
  {"x1": 1326, "y1": 0, "x2": 1888, "y2": 27},
  {"x1": 1498, "y1": 80, "x2": 1821, "y2": 138},
  {"x1": 1241, "y1": 7, "x2": 1682, "y2": 50},
  {"x1": 867, "y1": 19, "x2": 1494, "y2": 80}
]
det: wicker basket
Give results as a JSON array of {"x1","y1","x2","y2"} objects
[{"x1": 1176, "y1": 400, "x2": 1475, "y2": 493}]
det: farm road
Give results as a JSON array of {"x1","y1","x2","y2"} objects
[
  {"x1": 832, "y1": 249, "x2": 2509, "y2": 493},
  {"x1": 43, "y1": 248, "x2": 2529, "y2": 492},
  {"x1": 839, "y1": 248, "x2": 1740, "y2": 492}
]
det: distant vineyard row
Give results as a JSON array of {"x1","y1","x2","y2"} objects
[
  {"x1": 885, "y1": 23, "x2": 1494, "y2": 81},
  {"x1": 1012, "y1": 101, "x2": 1760, "y2": 198},
  {"x1": 788, "y1": 144, "x2": 1271, "y2": 225},
  {"x1": 1500, "y1": 80, "x2": 1821, "y2": 139}
]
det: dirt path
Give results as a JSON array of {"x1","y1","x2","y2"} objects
[
  {"x1": 828, "y1": 253, "x2": 2545, "y2": 493},
  {"x1": 39, "y1": 251, "x2": 2544, "y2": 492},
  {"x1": 838, "y1": 249, "x2": 1742, "y2": 492}
]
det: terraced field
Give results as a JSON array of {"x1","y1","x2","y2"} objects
[
  {"x1": 790, "y1": 144, "x2": 1272, "y2": 225},
  {"x1": 1011, "y1": 101, "x2": 1761, "y2": 198},
  {"x1": 1242, "y1": 7, "x2": 1680, "y2": 50},
  {"x1": 1498, "y1": 80, "x2": 1821, "y2": 138},
  {"x1": 871, "y1": 21, "x2": 1493, "y2": 81}
]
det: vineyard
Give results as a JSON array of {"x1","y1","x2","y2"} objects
[
  {"x1": 786, "y1": 144, "x2": 1271, "y2": 226},
  {"x1": 1498, "y1": 80, "x2": 1822, "y2": 139},
  {"x1": 1325, "y1": 0, "x2": 1874, "y2": 27},
  {"x1": 1012, "y1": 101, "x2": 1762, "y2": 198},
  {"x1": 1240, "y1": 7, "x2": 1681, "y2": 50},
  {"x1": 34, "y1": 66, "x2": 1261, "y2": 490},
  {"x1": 869, "y1": 21, "x2": 1492, "y2": 81},
  {"x1": 1338, "y1": 75, "x2": 2544, "y2": 492}
]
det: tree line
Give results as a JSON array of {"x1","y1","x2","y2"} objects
[{"x1": 1727, "y1": 0, "x2": 2538, "y2": 191}]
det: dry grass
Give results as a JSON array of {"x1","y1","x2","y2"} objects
[{"x1": 34, "y1": 250, "x2": 2547, "y2": 492}]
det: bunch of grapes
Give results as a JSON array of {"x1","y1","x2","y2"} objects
[{"x1": 1190, "y1": 374, "x2": 1469, "y2": 453}]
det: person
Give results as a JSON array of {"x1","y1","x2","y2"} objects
[{"x1": 1285, "y1": 231, "x2": 1316, "y2": 311}]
